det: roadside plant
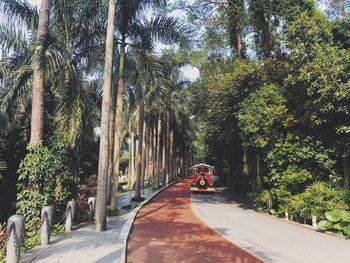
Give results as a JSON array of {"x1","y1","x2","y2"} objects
[
  {"x1": 318, "y1": 210, "x2": 350, "y2": 237},
  {"x1": 288, "y1": 182, "x2": 350, "y2": 222},
  {"x1": 16, "y1": 142, "x2": 75, "y2": 230}
]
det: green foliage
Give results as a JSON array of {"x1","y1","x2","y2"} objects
[
  {"x1": 17, "y1": 144, "x2": 58, "y2": 229},
  {"x1": 267, "y1": 135, "x2": 337, "y2": 188},
  {"x1": 190, "y1": 0, "x2": 350, "y2": 229},
  {"x1": 48, "y1": 132, "x2": 78, "y2": 201},
  {"x1": 237, "y1": 84, "x2": 287, "y2": 149},
  {"x1": 16, "y1": 142, "x2": 75, "y2": 230},
  {"x1": 318, "y1": 210, "x2": 350, "y2": 237},
  {"x1": 332, "y1": 20, "x2": 350, "y2": 50},
  {"x1": 288, "y1": 182, "x2": 350, "y2": 221},
  {"x1": 249, "y1": 189, "x2": 273, "y2": 211}
]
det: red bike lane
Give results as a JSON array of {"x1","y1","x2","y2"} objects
[{"x1": 127, "y1": 177, "x2": 263, "y2": 263}]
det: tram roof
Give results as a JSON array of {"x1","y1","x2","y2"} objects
[{"x1": 191, "y1": 163, "x2": 215, "y2": 170}]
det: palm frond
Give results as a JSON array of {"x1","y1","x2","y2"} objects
[
  {"x1": 0, "y1": 23, "x2": 29, "y2": 54},
  {"x1": 133, "y1": 50, "x2": 169, "y2": 106},
  {"x1": 0, "y1": 62, "x2": 33, "y2": 125},
  {"x1": 145, "y1": 14, "x2": 192, "y2": 49},
  {"x1": 0, "y1": 0, "x2": 38, "y2": 30}
]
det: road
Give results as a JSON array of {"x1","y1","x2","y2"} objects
[
  {"x1": 127, "y1": 177, "x2": 261, "y2": 263},
  {"x1": 191, "y1": 187, "x2": 350, "y2": 263}
]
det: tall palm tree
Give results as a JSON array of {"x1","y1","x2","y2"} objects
[
  {"x1": 132, "y1": 51, "x2": 168, "y2": 199},
  {"x1": 30, "y1": 0, "x2": 52, "y2": 144},
  {"x1": 109, "y1": 0, "x2": 190, "y2": 209},
  {"x1": 95, "y1": 0, "x2": 116, "y2": 232},
  {"x1": 155, "y1": 113, "x2": 161, "y2": 188}
]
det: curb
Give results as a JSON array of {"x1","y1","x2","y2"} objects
[{"x1": 117, "y1": 176, "x2": 184, "y2": 263}]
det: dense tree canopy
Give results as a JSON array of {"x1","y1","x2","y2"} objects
[{"x1": 188, "y1": 0, "x2": 350, "y2": 223}]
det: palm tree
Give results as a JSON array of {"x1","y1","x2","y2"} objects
[
  {"x1": 156, "y1": 114, "x2": 161, "y2": 188},
  {"x1": 109, "y1": 0, "x2": 190, "y2": 209},
  {"x1": 30, "y1": 0, "x2": 52, "y2": 144},
  {"x1": 132, "y1": 51, "x2": 169, "y2": 199},
  {"x1": 0, "y1": 0, "x2": 106, "y2": 147},
  {"x1": 95, "y1": 0, "x2": 116, "y2": 232}
]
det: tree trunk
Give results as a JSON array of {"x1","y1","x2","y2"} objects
[
  {"x1": 166, "y1": 112, "x2": 171, "y2": 184},
  {"x1": 341, "y1": 0, "x2": 346, "y2": 18},
  {"x1": 110, "y1": 37, "x2": 126, "y2": 211},
  {"x1": 147, "y1": 127, "x2": 152, "y2": 183},
  {"x1": 236, "y1": 26, "x2": 243, "y2": 60},
  {"x1": 162, "y1": 132, "x2": 166, "y2": 185},
  {"x1": 256, "y1": 153, "x2": 262, "y2": 191},
  {"x1": 134, "y1": 98, "x2": 145, "y2": 199},
  {"x1": 141, "y1": 120, "x2": 147, "y2": 188},
  {"x1": 148, "y1": 125, "x2": 154, "y2": 184},
  {"x1": 156, "y1": 116, "x2": 161, "y2": 188},
  {"x1": 153, "y1": 123, "x2": 157, "y2": 182},
  {"x1": 170, "y1": 130, "x2": 174, "y2": 181},
  {"x1": 95, "y1": 0, "x2": 115, "y2": 232},
  {"x1": 30, "y1": 0, "x2": 52, "y2": 144},
  {"x1": 107, "y1": 82, "x2": 116, "y2": 205},
  {"x1": 252, "y1": 0, "x2": 271, "y2": 58},
  {"x1": 344, "y1": 150, "x2": 350, "y2": 189},
  {"x1": 242, "y1": 146, "x2": 249, "y2": 176},
  {"x1": 128, "y1": 131, "x2": 135, "y2": 189}
]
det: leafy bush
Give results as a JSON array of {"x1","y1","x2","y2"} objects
[
  {"x1": 281, "y1": 166, "x2": 313, "y2": 192},
  {"x1": 16, "y1": 142, "x2": 76, "y2": 230},
  {"x1": 237, "y1": 84, "x2": 287, "y2": 149},
  {"x1": 288, "y1": 182, "x2": 350, "y2": 222},
  {"x1": 267, "y1": 135, "x2": 337, "y2": 187},
  {"x1": 48, "y1": 133, "x2": 78, "y2": 201},
  {"x1": 249, "y1": 189, "x2": 273, "y2": 211},
  {"x1": 17, "y1": 144, "x2": 59, "y2": 229},
  {"x1": 318, "y1": 210, "x2": 350, "y2": 237}
]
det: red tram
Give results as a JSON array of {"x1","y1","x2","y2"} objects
[{"x1": 190, "y1": 163, "x2": 215, "y2": 192}]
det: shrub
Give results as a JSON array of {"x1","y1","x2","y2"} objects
[
  {"x1": 16, "y1": 142, "x2": 76, "y2": 230},
  {"x1": 287, "y1": 182, "x2": 350, "y2": 222},
  {"x1": 249, "y1": 189, "x2": 273, "y2": 211},
  {"x1": 318, "y1": 210, "x2": 350, "y2": 237}
]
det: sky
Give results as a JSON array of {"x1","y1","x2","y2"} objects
[{"x1": 28, "y1": 0, "x2": 40, "y2": 5}]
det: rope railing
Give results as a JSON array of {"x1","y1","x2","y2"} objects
[{"x1": 0, "y1": 196, "x2": 96, "y2": 263}]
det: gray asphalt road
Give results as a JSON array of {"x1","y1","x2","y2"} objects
[{"x1": 191, "y1": 188, "x2": 350, "y2": 263}]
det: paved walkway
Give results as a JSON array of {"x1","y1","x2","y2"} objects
[
  {"x1": 127, "y1": 177, "x2": 261, "y2": 263},
  {"x1": 21, "y1": 188, "x2": 156, "y2": 263},
  {"x1": 191, "y1": 188, "x2": 350, "y2": 263}
]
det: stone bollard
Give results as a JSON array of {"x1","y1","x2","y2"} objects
[
  {"x1": 285, "y1": 211, "x2": 289, "y2": 221},
  {"x1": 40, "y1": 205, "x2": 54, "y2": 246},
  {"x1": 88, "y1": 197, "x2": 96, "y2": 215},
  {"x1": 6, "y1": 215, "x2": 25, "y2": 263},
  {"x1": 65, "y1": 199, "x2": 77, "y2": 232},
  {"x1": 312, "y1": 215, "x2": 317, "y2": 229}
]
